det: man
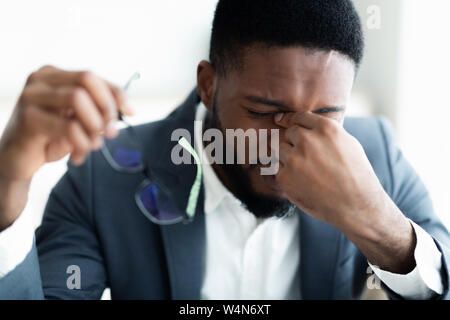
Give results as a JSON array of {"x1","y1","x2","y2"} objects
[{"x1": 0, "y1": 0, "x2": 449, "y2": 300}]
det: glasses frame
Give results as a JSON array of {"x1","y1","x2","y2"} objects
[{"x1": 100, "y1": 73, "x2": 202, "y2": 225}]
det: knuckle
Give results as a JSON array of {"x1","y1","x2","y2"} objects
[
  {"x1": 111, "y1": 84, "x2": 123, "y2": 96},
  {"x1": 19, "y1": 87, "x2": 32, "y2": 104},
  {"x1": 67, "y1": 120, "x2": 78, "y2": 135},
  {"x1": 26, "y1": 65, "x2": 55, "y2": 84},
  {"x1": 328, "y1": 123, "x2": 340, "y2": 136},
  {"x1": 90, "y1": 116, "x2": 103, "y2": 133},
  {"x1": 38, "y1": 64, "x2": 55, "y2": 72},
  {"x1": 88, "y1": 114, "x2": 104, "y2": 134},
  {"x1": 279, "y1": 142, "x2": 290, "y2": 151},
  {"x1": 68, "y1": 122, "x2": 89, "y2": 152},
  {"x1": 78, "y1": 70, "x2": 96, "y2": 87},
  {"x1": 69, "y1": 88, "x2": 87, "y2": 107},
  {"x1": 286, "y1": 125, "x2": 301, "y2": 140},
  {"x1": 320, "y1": 119, "x2": 338, "y2": 136},
  {"x1": 21, "y1": 104, "x2": 36, "y2": 125},
  {"x1": 76, "y1": 144, "x2": 89, "y2": 155},
  {"x1": 300, "y1": 132, "x2": 312, "y2": 145},
  {"x1": 285, "y1": 114, "x2": 295, "y2": 127},
  {"x1": 79, "y1": 142, "x2": 90, "y2": 154},
  {"x1": 286, "y1": 153, "x2": 297, "y2": 167},
  {"x1": 25, "y1": 72, "x2": 38, "y2": 85},
  {"x1": 285, "y1": 125, "x2": 296, "y2": 136}
]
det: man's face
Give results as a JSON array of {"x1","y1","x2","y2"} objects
[{"x1": 200, "y1": 46, "x2": 355, "y2": 218}]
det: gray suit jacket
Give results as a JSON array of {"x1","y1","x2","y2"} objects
[{"x1": 1, "y1": 89, "x2": 449, "y2": 299}]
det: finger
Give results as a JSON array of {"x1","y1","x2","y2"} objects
[
  {"x1": 278, "y1": 141, "x2": 294, "y2": 166},
  {"x1": 22, "y1": 104, "x2": 69, "y2": 137},
  {"x1": 32, "y1": 67, "x2": 119, "y2": 124},
  {"x1": 275, "y1": 111, "x2": 325, "y2": 130},
  {"x1": 19, "y1": 100, "x2": 103, "y2": 167},
  {"x1": 21, "y1": 106, "x2": 75, "y2": 163},
  {"x1": 23, "y1": 84, "x2": 105, "y2": 141},
  {"x1": 75, "y1": 72, "x2": 118, "y2": 124},
  {"x1": 20, "y1": 82, "x2": 62, "y2": 113},
  {"x1": 284, "y1": 124, "x2": 309, "y2": 146},
  {"x1": 279, "y1": 141, "x2": 293, "y2": 152},
  {"x1": 25, "y1": 65, "x2": 59, "y2": 85},
  {"x1": 67, "y1": 121, "x2": 94, "y2": 166},
  {"x1": 69, "y1": 87, "x2": 106, "y2": 140},
  {"x1": 29, "y1": 66, "x2": 84, "y2": 87},
  {"x1": 106, "y1": 81, "x2": 134, "y2": 116}
]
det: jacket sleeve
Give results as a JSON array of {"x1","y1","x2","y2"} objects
[
  {"x1": 377, "y1": 117, "x2": 450, "y2": 300},
  {"x1": 0, "y1": 242, "x2": 44, "y2": 299},
  {"x1": 0, "y1": 154, "x2": 107, "y2": 299}
]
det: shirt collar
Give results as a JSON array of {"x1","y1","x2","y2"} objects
[{"x1": 194, "y1": 102, "x2": 239, "y2": 214}]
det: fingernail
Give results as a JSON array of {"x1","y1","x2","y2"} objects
[{"x1": 275, "y1": 113, "x2": 284, "y2": 122}]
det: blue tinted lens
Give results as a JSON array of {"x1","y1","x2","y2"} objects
[
  {"x1": 138, "y1": 182, "x2": 184, "y2": 223},
  {"x1": 113, "y1": 148, "x2": 142, "y2": 169},
  {"x1": 102, "y1": 127, "x2": 143, "y2": 171}
]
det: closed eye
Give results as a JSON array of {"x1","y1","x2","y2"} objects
[
  {"x1": 314, "y1": 107, "x2": 345, "y2": 114},
  {"x1": 247, "y1": 110, "x2": 276, "y2": 118}
]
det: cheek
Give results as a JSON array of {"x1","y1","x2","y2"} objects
[
  {"x1": 219, "y1": 109, "x2": 281, "y2": 165},
  {"x1": 219, "y1": 107, "x2": 254, "y2": 130}
]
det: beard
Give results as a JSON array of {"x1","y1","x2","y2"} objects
[{"x1": 205, "y1": 91, "x2": 296, "y2": 219}]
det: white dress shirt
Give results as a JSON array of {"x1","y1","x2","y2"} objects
[{"x1": 0, "y1": 102, "x2": 445, "y2": 299}]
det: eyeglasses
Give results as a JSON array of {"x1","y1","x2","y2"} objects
[{"x1": 101, "y1": 73, "x2": 202, "y2": 225}]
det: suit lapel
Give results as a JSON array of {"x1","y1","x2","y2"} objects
[
  {"x1": 299, "y1": 210, "x2": 342, "y2": 299},
  {"x1": 159, "y1": 189, "x2": 206, "y2": 299},
  {"x1": 143, "y1": 89, "x2": 207, "y2": 299}
]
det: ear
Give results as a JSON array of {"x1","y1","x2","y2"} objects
[{"x1": 196, "y1": 60, "x2": 216, "y2": 111}]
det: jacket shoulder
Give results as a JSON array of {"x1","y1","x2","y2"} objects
[{"x1": 344, "y1": 116, "x2": 395, "y2": 190}]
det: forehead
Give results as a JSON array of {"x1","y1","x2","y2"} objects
[{"x1": 221, "y1": 46, "x2": 355, "y2": 107}]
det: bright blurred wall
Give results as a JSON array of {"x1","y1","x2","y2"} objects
[
  {"x1": 353, "y1": 0, "x2": 450, "y2": 228},
  {"x1": 397, "y1": 0, "x2": 450, "y2": 230}
]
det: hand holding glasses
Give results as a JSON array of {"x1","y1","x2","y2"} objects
[{"x1": 101, "y1": 73, "x2": 202, "y2": 225}]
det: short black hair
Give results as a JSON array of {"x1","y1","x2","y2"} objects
[{"x1": 209, "y1": 0, "x2": 364, "y2": 76}]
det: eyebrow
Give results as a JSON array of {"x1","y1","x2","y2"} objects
[{"x1": 244, "y1": 95, "x2": 346, "y2": 113}]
